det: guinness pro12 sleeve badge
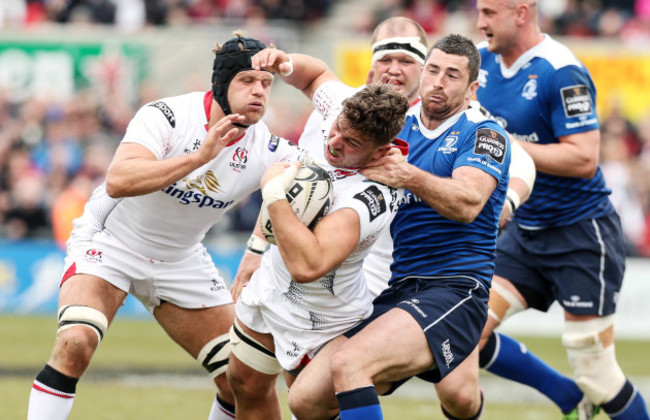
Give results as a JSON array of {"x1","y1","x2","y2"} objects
[{"x1": 473, "y1": 128, "x2": 506, "y2": 164}]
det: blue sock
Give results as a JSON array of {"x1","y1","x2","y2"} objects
[
  {"x1": 602, "y1": 380, "x2": 650, "y2": 419},
  {"x1": 479, "y1": 332, "x2": 583, "y2": 413},
  {"x1": 336, "y1": 385, "x2": 383, "y2": 420}
]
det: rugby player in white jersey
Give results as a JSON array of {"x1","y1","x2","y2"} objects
[
  {"x1": 27, "y1": 32, "x2": 302, "y2": 420},
  {"x1": 225, "y1": 51, "x2": 410, "y2": 419}
]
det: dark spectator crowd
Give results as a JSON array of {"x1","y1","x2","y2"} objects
[{"x1": 1, "y1": 0, "x2": 650, "y2": 257}]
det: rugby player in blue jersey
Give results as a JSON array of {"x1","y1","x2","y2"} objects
[
  {"x1": 475, "y1": 1, "x2": 649, "y2": 419},
  {"x1": 283, "y1": 33, "x2": 511, "y2": 420}
]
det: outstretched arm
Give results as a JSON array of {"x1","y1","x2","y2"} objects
[{"x1": 252, "y1": 49, "x2": 337, "y2": 100}]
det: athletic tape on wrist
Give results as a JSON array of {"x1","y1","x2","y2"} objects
[
  {"x1": 262, "y1": 164, "x2": 299, "y2": 205},
  {"x1": 246, "y1": 235, "x2": 268, "y2": 255},
  {"x1": 506, "y1": 188, "x2": 521, "y2": 211},
  {"x1": 280, "y1": 56, "x2": 294, "y2": 77}
]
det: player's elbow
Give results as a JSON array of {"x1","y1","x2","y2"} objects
[
  {"x1": 577, "y1": 159, "x2": 598, "y2": 179},
  {"x1": 105, "y1": 172, "x2": 131, "y2": 198},
  {"x1": 105, "y1": 177, "x2": 124, "y2": 198},
  {"x1": 286, "y1": 263, "x2": 327, "y2": 283}
]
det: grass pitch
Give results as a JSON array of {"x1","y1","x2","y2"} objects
[{"x1": 2, "y1": 315, "x2": 647, "y2": 419}]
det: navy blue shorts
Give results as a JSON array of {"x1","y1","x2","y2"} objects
[
  {"x1": 495, "y1": 213, "x2": 626, "y2": 316},
  {"x1": 344, "y1": 277, "x2": 489, "y2": 384}
]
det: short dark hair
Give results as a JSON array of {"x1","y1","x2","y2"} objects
[
  {"x1": 341, "y1": 84, "x2": 409, "y2": 147},
  {"x1": 427, "y1": 34, "x2": 481, "y2": 83}
]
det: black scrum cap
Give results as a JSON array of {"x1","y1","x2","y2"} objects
[{"x1": 211, "y1": 35, "x2": 267, "y2": 119}]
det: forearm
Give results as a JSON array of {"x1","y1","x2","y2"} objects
[
  {"x1": 519, "y1": 139, "x2": 597, "y2": 179},
  {"x1": 408, "y1": 168, "x2": 485, "y2": 223},
  {"x1": 106, "y1": 153, "x2": 204, "y2": 198},
  {"x1": 267, "y1": 200, "x2": 328, "y2": 282},
  {"x1": 280, "y1": 54, "x2": 335, "y2": 99}
]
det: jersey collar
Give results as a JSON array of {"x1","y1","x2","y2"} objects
[{"x1": 203, "y1": 91, "x2": 246, "y2": 147}]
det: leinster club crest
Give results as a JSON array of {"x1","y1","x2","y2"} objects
[{"x1": 522, "y1": 79, "x2": 538, "y2": 100}]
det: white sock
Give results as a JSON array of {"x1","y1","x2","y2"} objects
[
  {"x1": 208, "y1": 394, "x2": 235, "y2": 420},
  {"x1": 28, "y1": 380, "x2": 75, "y2": 420}
]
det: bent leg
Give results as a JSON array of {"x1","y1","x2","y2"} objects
[
  {"x1": 563, "y1": 313, "x2": 649, "y2": 420},
  {"x1": 331, "y1": 308, "x2": 435, "y2": 420},
  {"x1": 154, "y1": 301, "x2": 236, "y2": 419},
  {"x1": 29, "y1": 274, "x2": 126, "y2": 420},
  {"x1": 478, "y1": 276, "x2": 584, "y2": 414},
  {"x1": 226, "y1": 317, "x2": 282, "y2": 420},
  {"x1": 435, "y1": 347, "x2": 483, "y2": 419},
  {"x1": 288, "y1": 336, "x2": 348, "y2": 420}
]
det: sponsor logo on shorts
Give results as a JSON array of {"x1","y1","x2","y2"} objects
[
  {"x1": 563, "y1": 295, "x2": 594, "y2": 308},
  {"x1": 148, "y1": 101, "x2": 176, "y2": 128},
  {"x1": 287, "y1": 341, "x2": 301, "y2": 358},
  {"x1": 473, "y1": 128, "x2": 506, "y2": 164},
  {"x1": 401, "y1": 299, "x2": 427, "y2": 318},
  {"x1": 561, "y1": 85, "x2": 593, "y2": 118},
  {"x1": 354, "y1": 185, "x2": 387, "y2": 222},
  {"x1": 441, "y1": 338, "x2": 454, "y2": 368},
  {"x1": 229, "y1": 147, "x2": 248, "y2": 172},
  {"x1": 84, "y1": 249, "x2": 103, "y2": 264},
  {"x1": 210, "y1": 279, "x2": 225, "y2": 292}
]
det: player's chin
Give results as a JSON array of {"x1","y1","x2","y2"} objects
[{"x1": 242, "y1": 109, "x2": 265, "y2": 125}]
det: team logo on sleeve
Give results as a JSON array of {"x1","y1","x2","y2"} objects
[
  {"x1": 354, "y1": 185, "x2": 387, "y2": 222},
  {"x1": 474, "y1": 128, "x2": 506, "y2": 164},
  {"x1": 148, "y1": 101, "x2": 176, "y2": 128},
  {"x1": 561, "y1": 85, "x2": 593, "y2": 117}
]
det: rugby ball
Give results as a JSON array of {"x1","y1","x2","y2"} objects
[{"x1": 260, "y1": 165, "x2": 333, "y2": 245}]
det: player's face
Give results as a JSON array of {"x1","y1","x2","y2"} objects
[
  {"x1": 325, "y1": 115, "x2": 384, "y2": 168},
  {"x1": 227, "y1": 70, "x2": 274, "y2": 125},
  {"x1": 476, "y1": 0, "x2": 519, "y2": 55},
  {"x1": 371, "y1": 53, "x2": 422, "y2": 104},
  {"x1": 419, "y1": 49, "x2": 477, "y2": 122}
]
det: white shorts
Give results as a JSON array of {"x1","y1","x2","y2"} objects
[
  {"x1": 236, "y1": 257, "x2": 370, "y2": 372},
  {"x1": 63, "y1": 229, "x2": 233, "y2": 312}
]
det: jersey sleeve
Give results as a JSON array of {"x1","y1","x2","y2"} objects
[
  {"x1": 312, "y1": 81, "x2": 358, "y2": 120},
  {"x1": 121, "y1": 104, "x2": 174, "y2": 160},
  {"x1": 547, "y1": 65, "x2": 600, "y2": 138},
  {"x1": 454, "y1": 121, "x2": 510, "y2": 182},
  {"x1": 332, "y1": 182, "x2": 402, "y2": 245}
]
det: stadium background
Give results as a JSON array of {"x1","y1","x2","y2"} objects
[{"x1": 1, "y1": 0, "x2": 649, "y2": 418}]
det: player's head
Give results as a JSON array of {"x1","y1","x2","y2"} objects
[
  {"x1": 420, "y1": 34, "x2": 480, "y2": 121},
  {"x1": 212, "y1": 31, "x2": 271, "y2": 126},
  {"x1": 476, "y1": 0, "x2": 539, "y2": 55},
  {"x1": 370, "y1": 17, "x2": 427, "y2": 103},
  {"x1": 325, "y1": 84, "x2": 409, "y2": 168}
]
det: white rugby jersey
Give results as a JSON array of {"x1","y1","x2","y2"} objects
[
  {"x1": 362, "y1": 103, "x2": 419, "y2": 298},
  {"x1": 263, "y1": 81, "x2": 403, "y2": 319},
  {"x1": 70, "y1": 91, "x2": 300, "y2": 262}
]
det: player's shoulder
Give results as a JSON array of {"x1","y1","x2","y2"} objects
[
  {"x1": 140, "y1": 91, "x2": 205, "y2": 128},
  {"x1": 534, "y1": 36, "x2": 584, "y2": 71}
]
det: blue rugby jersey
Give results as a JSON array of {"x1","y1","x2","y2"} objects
[
  {"x1": 390, "y1": 104, "x2": 510, "y2": 289},
  {"x1": 476, "y1": 35, "x2": 614, "y2": 228}
]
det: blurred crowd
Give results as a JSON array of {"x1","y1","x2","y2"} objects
[
  {"x1": 0, "y1": 0, "x2": 337, "y2": 30},
  {"x1": 369, "y1": 0, "x2": 650, "y2": 44},
  {"x1": 1, "y1": 0, "x2": 650, "y2": 257}
]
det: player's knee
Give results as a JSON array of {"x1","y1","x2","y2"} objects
[
  {"x1": 439, "y1": 381, "x2": 481, "y2": 416},
  {"x1": 197, "y1": 332, "x2": 231, "y2": 379},
  {"x1": 487, "y1": 281, "x2": 525, "y2": 326},
  {"x1": 288, "y1": 390, "x2": 336, "y2": 420},
  {"x1": 562, "y1": 315, "x2": 626, "y2": 405},
  {"x1": 329, "y1": 348, "x2": 358, "y2": 384},
  {"x1": 55, "y1": 305, "x2": 108, "y2": 358}
]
